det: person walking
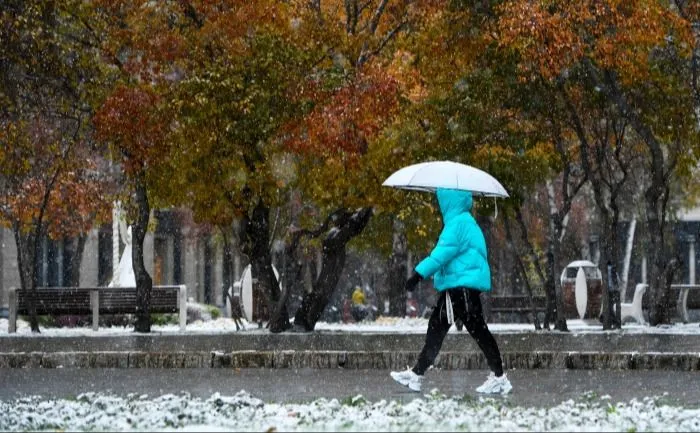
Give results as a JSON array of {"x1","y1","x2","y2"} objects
[{"x1": 390, "y1": 188, "x2": 512, "y2": 395}]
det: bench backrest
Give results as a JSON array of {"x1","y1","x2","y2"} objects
[
  {"x1": 638, "y1": 284, "x2": 700, "y2": 310},
  {"x1": 487, "y1": 295, "x2": 546, "y2": 311},
  {"x1": 672, "y1": 285, "x2": 700, "y2": 309},
  {"x1": 14, "y1": 286, "x2": 182, "y2": 315},
  {"x1": 16, "y1": 288, "x2": 93, "y2": 315},
  {"x1": 99, "y1": 287, "x2": 179, "y2": 314}
]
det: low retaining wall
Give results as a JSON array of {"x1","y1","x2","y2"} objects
[
  {"x1": 1, "y1": 350, "x2": 699, "y2": 370},
  {"x1": 3, "y1": 331, "x2": 700, "y2": 353}
]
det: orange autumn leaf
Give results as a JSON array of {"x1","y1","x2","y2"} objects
[{"x1": 283, "y1": 66, "x2": 401, "y2": 160}]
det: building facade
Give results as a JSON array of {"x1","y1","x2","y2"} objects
[{"x1": 0, "y1": 211, "x2": 229, "y2": 318}]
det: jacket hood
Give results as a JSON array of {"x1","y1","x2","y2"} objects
[{"x1": 436, "y1": 188, "x2": 473, "y2": 221}]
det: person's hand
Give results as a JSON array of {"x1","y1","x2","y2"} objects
[{"x1": 405, "y1": 271, "x2": 423, "y2": 292}]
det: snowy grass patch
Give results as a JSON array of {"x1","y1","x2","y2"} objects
[{"x1": 1, "y1": 390, "x2": 699, "y2": 432}]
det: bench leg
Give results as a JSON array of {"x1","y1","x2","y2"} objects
[
  {"x1": 677, "y1": 287, "x2": 690, "y2": 323},
  {"x1": 8, "y1": 287, "x2": 16, "y2": 334},
  {"x1": 632, "y1": 304, "x2": 645, "y2": 325},
  {"x1": 178, "y1": 285, "x2": 187, "y2": 331},
  {"x1": 90, "y1": 290, "x2": 99, "y2": 331},
  {"x1": 620, "y1": 302, "x2": 646, "y2": 325}
]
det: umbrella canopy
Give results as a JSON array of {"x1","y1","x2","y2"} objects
[{"x1": 382, "y1": 161, "x2": 509, "y2": 198}]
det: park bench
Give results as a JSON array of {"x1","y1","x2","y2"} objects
[
  {"x1": 484, "y1": 295, "x2": 546, "y2": 322},
  {"x1": 7, "y1": 285, "x2": 187, "y2": 333},
  {"x1": 672, "y1": 284, "x2": 700, "y2": 323},
  {"x1": 622, "y1": 283, "x2": 700, "y2": 324},
  {"x1": 620, "y1": 283, "x2": 648, "y2": 324},
  {"x1": 486, "y1": 295, "x2": 546, "y2": 312}
]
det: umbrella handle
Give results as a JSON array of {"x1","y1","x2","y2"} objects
[{"x1": 494, "y1": 197, "x2": 498, "y2": 219}]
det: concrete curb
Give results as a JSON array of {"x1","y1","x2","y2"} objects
[
  {"x1": 1, "y1": 351, "x2": 699, "y2": 370},
  {"x1": 4, "y1": 331, "x2": 700, "y2": 353}
]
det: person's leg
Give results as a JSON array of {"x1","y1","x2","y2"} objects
[
  {"x1": 459, "y1": 289, "x2": 504, "y2": 377},
  {"x1": 458, "y1": 289, "x2": 512, "y2": 394},
  {"x1": 412, "y1": 291, "x2": 451, "y2": 375}
]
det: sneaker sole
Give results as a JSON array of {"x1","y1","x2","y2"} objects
[
  {"x1": 390, "y1": 373, "x2": 422, "y2": 392},
  {"x1": 390, "y1": 373, "x2": 410, "y2": 386},
  {"x1": 477, "y1": 386, "x2": 512, "y2": 395}
]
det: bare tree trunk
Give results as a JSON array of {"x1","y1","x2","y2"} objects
[
  {"x1": 619, "y1": 91, "x2": 674, "y2": 325},
  {"x1": 387, "y1": 217, "x2": 407, "y2": 317},
  {"x1": 13, "y1": 224, "x2": 40, "y2": 332},
  {"x1": 221, "y1": 227, "x2": 235, "y2": 291},
  {"x1": 65, "y1": 234, "x2": 87, "y2": 287},
  {"x1": 561, "y1": 82, "x2": 634, "y2": 329},
  {"x1": 132, "y1": 171, "x2": 153, "y2": 333},
  {"x1": 279, "y1": 227, "x2": 306, "y2": 318},
  {"x1": 504, "y1": 216, "x2": 541, "y2": 330},
  {"x1": 531, "y1": 102, "x2": 586, "y2": 330},
  {"x1": 11, "y1": 170, "x2": 59, "y2": 333},
  {"x1": 513, "y1": 207, "x2": 547, "y2": 327},
  {"x1": 220, "y1": 226, "x2": 238, "y2": 321},
  {"x1": 241, "y1": 199, "x2": 290, "y2": 333},
  {"x1": 645, "y1": 181, "x2": 674, "y2": 325},
  {"x1": 583, "y1": 62, "x2": 680, "y2": 326},
  {"x1": 597, "y1": 225, "x2": 620, "y2": 329},
  {"x1": 545, "y1": 180, "x2": 569, "y2": 331},
  {"x1": 293, "y1": 207, "x2": 373, "y2": 331}
]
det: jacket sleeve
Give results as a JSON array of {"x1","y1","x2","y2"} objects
[{"x1": 414, "y1": 221, "x2": 462, "y2": 278}]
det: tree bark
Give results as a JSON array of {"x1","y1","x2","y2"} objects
[
  {"x1": 132, "y1": 170, "x2": 153, "y2": 333},
  {"x1": 589, "y1": 66, "x2": 678, "y2": 326},
  {"x1": 240, "y1": 198, "x2": 290, "y2": 333},
  {"x1": 279, "y1": 227, "x2": 307, "y2": 318},
  {"x1": 504, "y1": 216, "x2": 541, "y2": 330},
  {"x1": 534, "y1": 103, "x2": 587, "y2": 331},
  {"x1": 221, "y1": 227, "x2": 235, "y2": 291},
  {"x1": 560, "y1": 76, "x2": 633, "y2": 330},
  {"x1": 13, "y1": 224, "x2": 40, "y2": 332},
  {"x1": 11, "y1": 168, "x2": 60, "y2": 333},
  {"x1": 387, "y1": 217, "x2": 407, "y2": 317},
  {"x1": 545, "y1": 180, "x2": 569, "y2": 332},
  {"x1": 293, "y1": 207, "x2": 373, "y2": 331},
  {"x1": 65, "y1": 234, "x2": 87, "y2": 287}
]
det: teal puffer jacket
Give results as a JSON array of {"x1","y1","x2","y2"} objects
[{"x1": 414, "y1": 188, "x2": 491, "y2": 291}]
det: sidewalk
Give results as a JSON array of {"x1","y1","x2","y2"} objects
[{"x1": 2, "y1": 367, "x2": 700, "y2": 407}]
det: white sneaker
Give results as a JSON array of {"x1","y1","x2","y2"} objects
[
  {"x1": 390, "y1": 368, "x2": 423, "y2": 392},
  {"x1": 476, "y1": 372, "x2": 512, "y2": 395}
]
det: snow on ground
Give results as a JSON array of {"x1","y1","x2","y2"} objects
[
  {"x1": 3, "y1": 315, "x2": 700, "y2": 336},
  {"x1": 1, "y1": 390, "x2": 699, "y2": 432},
  {"x1": 2, "y1": 316, "x2": 700, "y2": 431}
]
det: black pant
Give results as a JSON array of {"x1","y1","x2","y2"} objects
[
  {"x1": 351, "y1": 305, "x2": 368, "y2": 322},
  {"x1": 412, "y1": 288, "x2": 504, "y2": 377}
]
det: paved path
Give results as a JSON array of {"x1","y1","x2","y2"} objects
[{"x1": 2, "y1": 368, "x2": 699, "y2": 407}]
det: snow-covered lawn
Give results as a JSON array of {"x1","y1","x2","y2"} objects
[{"x1": 1, "y1": 390, "x2": 699, "y2": 432}]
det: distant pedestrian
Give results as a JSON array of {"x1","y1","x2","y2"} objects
[
  {"x1": 390, "y1": 188, "x2": 511, "y2": 395},
  {"x1": 351, "y1": 286, "x2": 368, "y2": 322}
]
